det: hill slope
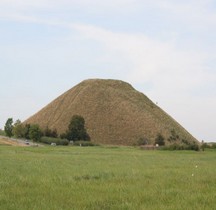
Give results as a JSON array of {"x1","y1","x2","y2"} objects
[{"x1": 25, "y1": 79, "x2": 198, "y2": 145}]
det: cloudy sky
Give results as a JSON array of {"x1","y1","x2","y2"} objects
[{"x1": 0, "y1": 0, "x2": 215, "y2": 142}]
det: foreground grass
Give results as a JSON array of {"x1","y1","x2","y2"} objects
[{"x1": 0, "y1": 146, "x2": 215, "y2": 210}]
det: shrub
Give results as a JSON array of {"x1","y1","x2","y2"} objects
[
  {"x1": 29, "y1": 124, "x2": 42, "y2": 142},
  {"x1": 155, "y1": 133, "x2": 165, "y2": 146},
  {"x1": 40, "y1": 137, "x2": 69, "y2": 145},
  {"x1": 24, "y1": 124, "x2": 31, "y2": 139},
  {"x1": 162, "y1": 143, "x2": 200, "y2": 151},
  {"x1": 211, "y1": 143, "x2": 216, "y2": 149},
  {"x1": 43, "y1": 126, "x2": 58, "y2": 138}
]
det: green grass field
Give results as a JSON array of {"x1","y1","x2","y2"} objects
[{"x1": 0, "y1": 146, "x2": 215, "y2": 210}]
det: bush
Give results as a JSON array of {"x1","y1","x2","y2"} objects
[
  {"x1": 43, "y1": 126, "x2": 58, "y2": 138},
  {"x1": 40, "y1": 137, "x2": 69, "y2": 145},
  {"x1": 210, "y1": 143, "x2": 216, "y2": 149},
  {"x1": 155, "y1": 133, "x2": 165, "y2": 146},
  {"x1": 64, "y1": 115, "x2": 90, "y2": 141},
  {"x1": 162, "y1": 143, "x2": 200, "y2": 151},
  {"x1": 29, "y1": 124, "x2": 42, "y2": 142}
]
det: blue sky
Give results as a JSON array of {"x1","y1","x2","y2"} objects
[{"x1": 0, "y1": 0, "x2": 215, "y2": 142}]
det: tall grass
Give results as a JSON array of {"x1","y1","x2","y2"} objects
[{"x1": 0, "y1": 146, "x2": 215, "y2": 210}]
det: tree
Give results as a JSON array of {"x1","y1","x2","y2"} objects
[
  {"x1": 66, "y1": 115, "x2": 90, "y2": 141},
  {"x1": 44, "y1": 126, "x2": 58, "y2": 138},
  {"x1": 4, "y1": 118, "x2": 13, "y2": 137},
  {"x1": 155, "y1": 133, "x2": 165, "y2": 146},
  {"x1": 12, "y1": 119, "x2": 26, "y2": 138},
  {"x1": 24, "y1": 124, "x2": 31, "y2": 139},
  {"x1": 29, "y1": 124, "x2": 42, "y2": 142}
]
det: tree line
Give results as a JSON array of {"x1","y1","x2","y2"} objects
[{"x1": 3, "y1": 115, "x2": 90, "y2": 143}]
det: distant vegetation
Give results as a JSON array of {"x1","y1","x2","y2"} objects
[
  {"x1": 4, "y1": 118, "x2": 13, "y2": 137},
  {"x1": 3, "y1": 115, "x2": 91, "y2": 146},
  {"x1": 40, "y1": 136, "x2": 69, "y2": 146},
  {"x1": 60, "y1": 115, "x2": 90, "y2": 141},
  {"x1": 155, "y1": 133, "x2": 165, "y2": 146},
  {"x1": 1, "y1": 116, "x2": 202, "y2": 150},
  {"x1": 2, "y1": 115, "x2": 205, "y2": 150}
]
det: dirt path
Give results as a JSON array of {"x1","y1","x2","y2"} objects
[
  {"x1": 0, "y1": 137, "x2": 26, "y2": 146},
  {"x1": 0, "y1": 136, "x2": 42, "y2": 147}
]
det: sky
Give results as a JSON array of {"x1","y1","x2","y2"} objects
[{"x1": 0, "y1": 0, "x2": 215, "y2": 142}]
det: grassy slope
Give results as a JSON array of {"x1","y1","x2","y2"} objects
[
  {"x1": 0, "y1": 146, "x2": 215, "y2": 210},
  {"x1": 25, "y1": 79, "x2": 198, "y2": 145}
]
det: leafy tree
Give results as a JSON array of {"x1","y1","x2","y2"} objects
[
  {"x1": 155, "y1": 133, "x2": 165, "y2": 146},
  {"x1": 65, "y1": 115, "x2": 90, "y2": 141},
  {"x1": 12, "y1": 119, "x2": 26, "y2": 138},
  {"x1": 24, "y1": 124, "x2": 31, "y2": 139},
  {"x1": 4, "y1": 118, "x2": 13, "y2": 137},
  {"x1": 29, "y1": 124, "x2": 42, "y2": 142}
]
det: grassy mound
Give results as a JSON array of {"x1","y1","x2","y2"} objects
[{"x1": 25, "y1": 79, "x2": 198, "y2": 146}]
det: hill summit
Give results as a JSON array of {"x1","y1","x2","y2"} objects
[{"x1": 25, "y1": 79, "x2": 198, "y2": 145}]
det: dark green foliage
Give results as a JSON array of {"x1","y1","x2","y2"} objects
[
  {"x1": 4, "y1": 118, "x2": 13, "y2": 137},
  {"x1": 43, "y1": 126, "x2": 58, "y2": 138},
  {"x1": 162, "y1": 142, "x2": 200, "y2": 151},
  {"x1": 40, "y1": 137, "x2": 69, "y2": 145},
  {"x1": 12, "y1": 120, "x2": 26, "y2": 138},
  {"x1": 29, "y1": 124, "x2": 42, "y2": 142},
  {"x1": 64, "y1": 115, "x2": 90, "y2": 141},
  {"x1": 188, "y1": 142, "x2": 200, "y2": 151},
  {"x1": 24, "y1": 124, "x2": 31, "y2": 139},
  {"x1": 210, "y1": 143, "x2": 216, "y2": 149},
  {"x1": 155, "y1": 133, "x2": 165, "y2": 146}
]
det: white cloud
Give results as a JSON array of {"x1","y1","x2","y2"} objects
[
  {"x1": 73, "y1": 24, "x2": 210, "y2": 91},
  {"x1": 0, "y1": 10, "x2": 212, "y2": 94}
]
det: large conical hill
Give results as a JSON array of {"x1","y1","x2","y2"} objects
[{"x1": 25, "y1": 79, "x2": 198, "y2": 145}]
